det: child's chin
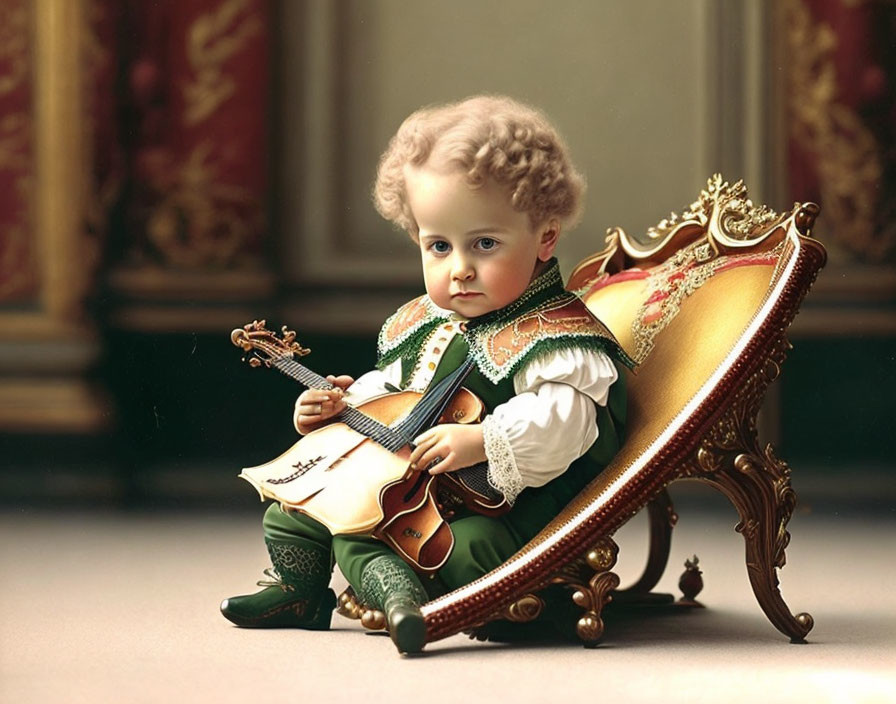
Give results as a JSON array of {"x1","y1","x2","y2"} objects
[{"x1": 446, "y1": 298, "x2": 493, "y2": 318}]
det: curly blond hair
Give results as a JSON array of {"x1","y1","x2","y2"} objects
[{"x1": 373, "y1": 95, "x2": 585, "y2": 238}]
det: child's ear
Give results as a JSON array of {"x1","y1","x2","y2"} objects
[{"x1": 537, "y1": 220, "x2": 561, "y2": 261}]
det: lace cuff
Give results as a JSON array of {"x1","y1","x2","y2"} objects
[{"x1": 481, "y1": 415, "x2": 525, "y2": 505}]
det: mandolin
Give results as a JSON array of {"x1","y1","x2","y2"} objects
[{"x1": 231, "y1": 320, "x2": 508, "y2": 573}]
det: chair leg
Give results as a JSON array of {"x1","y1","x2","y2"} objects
[
  {"x1": 699, "y1": 444, "x2": 813, "y2": 642},
  {"x1": 683, "y1": 335, "x2": 813, "y2": 642},
  {"x1": 552, "y1": 536, "x2": 620, "y2": 647},
  {"x1": 614, "y1": 488, "x2": 677, "y2": 598}
]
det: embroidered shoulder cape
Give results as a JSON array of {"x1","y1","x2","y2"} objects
[{"x1": 376, "y1": 259, "x2": 635, "y2": 385}]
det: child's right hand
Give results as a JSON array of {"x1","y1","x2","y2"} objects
[{"x1": 295, "y1": 375, "x2": 354, "y2": 434}]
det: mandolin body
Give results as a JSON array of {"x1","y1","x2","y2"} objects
[{"x1": 239, "y1": 388, "x2": 483, "y2": 572}]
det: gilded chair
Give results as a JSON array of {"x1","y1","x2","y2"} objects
[{"x1": 339, "y1": 175, "x2": 825, "y2": 646}]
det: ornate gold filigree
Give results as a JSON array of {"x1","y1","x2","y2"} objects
[
  {"x1": 550, "y1": 536, "x2": 620, "y2": 646},
  {"x1": 146, "y1": 141, "x2": 262, "y2": 267},
  {"x1": 0, "y1": 0, "x2": 36, "y2": 302},
  {"x1": 336, "y1": 588, "x2": 386, "y2": 631},
  {"x1": 783, "y1": 0, "x2": 887, "y2": 260},
  {"x1": 645, "y1": 174, "x2": 785, "y2": 244},
  {"x1": 630, "y1": 238, "x2": 784, "y2": 364},
  {"x1": 183, "y1": 0, "x2": 263, "y2": 126},
  {"x1": 501, "y1": 594, "x2": 545, "y2": 623},
  {"x1": 0, "y1": 2, "x2": 28, "y2": 97}
]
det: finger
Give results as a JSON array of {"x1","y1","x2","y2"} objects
[
  {"x1": 427, "y1": 451, "x2": 457, "y2": 475},
  {"x1": 298, "y1": 401, "x2": 324, "y2": 415},
  {"x1": 299, "y1": 390, "x2": 332, "y2": 405},
  {"x1": 320, "y1": 398, "x2": 347, "y2": 418},
  {"x1": 326, "y1": 375, "x2": 354, "y2": 389},
  {"x1": 408, "y1": 435, "x2": 439, "y2": 467},
  {"x1": 412, "y1": 429, "x2": 439, "y2": 447},
  {"x1": 416, "y1": 446, "x2": 448, "y2": 473},
  {"x1": 300, "y1": 389, "x2": 344, "y2": 410}
]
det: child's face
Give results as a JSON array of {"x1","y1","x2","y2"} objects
[{"x1": 405, "y1": 165, "x2": 557, "y2": 318}]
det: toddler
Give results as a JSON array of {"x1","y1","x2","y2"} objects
[{"x1": 221, "y1": 95, "x2": 632, "y2": 654}]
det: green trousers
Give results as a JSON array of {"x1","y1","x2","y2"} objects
[{"x1": 263, "y1": 501, "x2": 544, "y2": 600}]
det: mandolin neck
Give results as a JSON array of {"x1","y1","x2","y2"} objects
[{"x1": 270, "y1": 357, "x2": 408, "y2": 450}]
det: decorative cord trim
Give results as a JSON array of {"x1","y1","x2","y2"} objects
[
  {"x1": 265, "y1": 539, "x2": 331, "y2": 594},
  {"x1": 482, "y1": 416, "x2": 524, "y2": 506}
]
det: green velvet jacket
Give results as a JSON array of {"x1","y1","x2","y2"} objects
[{"x1": 375, "y1": 260, "x2": 633, "y2": 534}]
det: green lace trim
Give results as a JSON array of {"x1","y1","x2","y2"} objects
[
  {"x1": 464, "y1": 258, "x2": 566, "y2": 331},
  {"x1": 467, "y1": 292, "x2": 636, "y2": 383},
  {"x1": 375, "y1": 258, "x2": 635, "y2": 385},
  {"x1": 376, "y1": 299, "x2": 449, "y2": 372},
  {"x1": 358, "y1": 554, "x2": 428, "y2": 612}
]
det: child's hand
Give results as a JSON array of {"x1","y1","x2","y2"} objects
[
  {"x1": 408, "y1": 424, "x2": 486, "y2": 475},
  {"x1": 295, "y1": 375, "x2": 353, "y2": 434}
]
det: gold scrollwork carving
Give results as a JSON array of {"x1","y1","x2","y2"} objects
[
  {"x1": 146, "y1": 141, "x2": 261, "y2": 267},
  {"x1": 501, "y1": 594, "x2": 545, "y2": 623},
  {"x1": 550, "y1": 536, "x2": 621, "y2": 646},
  {"x1": 783, "y1": 0, "x2": 888, "y2": 261},
  {"x1": 0, "y1": 2, "x2": 28, "y2": 97},
  {"x1": 184, "y1": 0, "x2": 263, "y2": 126},
  {"x1": 336, "y1": 588, "x2": 386, "y2": 631},
  {"x1": 624, "y1": 176, "x2": 792, "y2": 364},
  {"x1": 646, "y1": 174, "x2": 785, "y2": 245}
]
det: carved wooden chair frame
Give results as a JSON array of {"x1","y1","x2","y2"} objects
[{"x1": 339, "y1": 176, "x2": 826, "y2": 647}]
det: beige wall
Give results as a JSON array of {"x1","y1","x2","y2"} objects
[{"x1": 278, "y1": 0, "x2": 772, "y2": 299}]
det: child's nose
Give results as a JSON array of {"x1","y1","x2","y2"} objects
[{"x1": 451, "y1": 254, "x2": 475, "y2": 280}]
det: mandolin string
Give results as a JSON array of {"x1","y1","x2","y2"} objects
[
  {"x1": 391, "y1": 359, "x2": 475, "y2": 442},
  {"x1": 271, "y1": 355, "x2": 501, "y2": 500},
  {"x1": 272, "y1": 357, "x2": 403, "y2": 449},
  {"x1": 271, "y1": 356, "x2": 474, "y2": 453}
]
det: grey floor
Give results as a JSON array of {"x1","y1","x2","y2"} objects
[{"x1": 2, "y1": 490, "x2": 895, "y2": 704}]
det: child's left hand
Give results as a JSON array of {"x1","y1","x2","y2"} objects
[{"x1": 409, "y1": 424, "x2": 487, "y2": 474}]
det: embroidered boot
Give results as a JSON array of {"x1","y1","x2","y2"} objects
[
  {"x1": 220, "y1": 538, "x2": 336, "y2": 629},
  {"x1": 359, "y1": 554, "x2": 429, "y2": 654}
]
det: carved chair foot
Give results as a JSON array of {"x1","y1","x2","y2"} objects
[
  {"x1": 694, "y1": 438, "x2": 814, "y2": 641},
  {"x1": 336, "y1": 587, "x2": 386, "y2": 630},
  {"x1": 553, "y1": 537, "x2": 621, "y2": 647}
]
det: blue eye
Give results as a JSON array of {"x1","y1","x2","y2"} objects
[
  {"x1": 430, "y1": 240, "x2": 450, "y2": 254},
  {"x1": 476, "y1": 237, "x2": 497, "y2": 251}
]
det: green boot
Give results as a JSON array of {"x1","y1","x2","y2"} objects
[
  {"x1": 359, "y1": 554, "x2": 429, "y2": 654},
  {"x1": 221, "y1": 538, "x2": 336, "y2": 629}
]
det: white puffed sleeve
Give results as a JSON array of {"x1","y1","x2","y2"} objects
[
  {"x1": 481, "y1": 347, "x2": 618, "y2": 505},
  {"x1": 293, "y1": 359, "x2": 403, "y2": 432}
]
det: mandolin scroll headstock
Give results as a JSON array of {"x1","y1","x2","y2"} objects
[{"x1": 231, "y1": 319, "x2": 311, "y2": 368}]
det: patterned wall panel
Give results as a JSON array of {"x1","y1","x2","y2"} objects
[
  {"x1": 0, "y1": 0, "x2": 110, "y2": 432},
  {"x1": 781, "y1": 0, "x2": 896, "y2": 337},
  {"x1": 104, "y1": 0, "x2": 274, "y2": 333},
  {"x1": 0, "y1": 0, "x2": 38, "y2": 303},
  {"x1": 783, "y1": 0, "x2": 896, "y2": 264}
]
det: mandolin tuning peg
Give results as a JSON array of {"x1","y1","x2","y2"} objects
[{"x1": 249, "y1": 358, "x2": 262, "y2": 368}]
